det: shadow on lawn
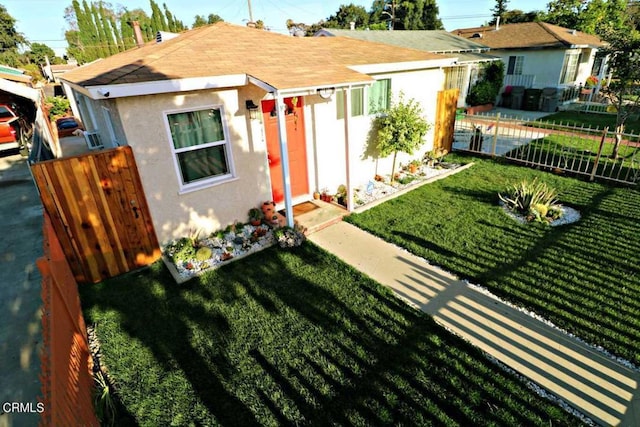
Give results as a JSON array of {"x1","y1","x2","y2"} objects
[
  {"x1": 80, "y1": 243, "x2": 582, "y2": 426},
  {"x1": 396, "y1": 180, "x2": 640, "y2": 366}
]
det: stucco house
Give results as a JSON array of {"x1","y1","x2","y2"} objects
[
  {"x1": 59, "y1": 22, "x2": 453, "y2": 244},
  {"x1": 315, "y1": 29, "x2": 500, "y2": 107},
  {"x1": 453, "y1": 22, "x2": 607, "y2": 95}
]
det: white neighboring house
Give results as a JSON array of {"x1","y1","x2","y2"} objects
[
  {"x1": 58, "y1": 22, "x2": 454, "y2": 244},
  {"x1": 453, "y1": 22, "x2": 607, "y2": 107},
  {"x1": 315, "y1": 29, "x2": 501, "y2": 107}
]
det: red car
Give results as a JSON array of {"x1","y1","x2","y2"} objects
[
  {"x1": 56, "y1": 116, "x2": 84, "y2": 138},
  {"x1": 0, "y1": 104, "x2": 19, "y2": 144}
]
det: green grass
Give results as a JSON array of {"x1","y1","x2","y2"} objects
[
  {"x1": 506, "y1": 134, "x2": 640, "y2": 181},
  {"x1": 346, "y1": 155, "x2": 640, "y2": 367},
  {"x1": 537, "y1": 111, "x2": 640, "y2": 134},
  {"x1": 80, "y1": 243, "x2": 584, "y2": 426}
]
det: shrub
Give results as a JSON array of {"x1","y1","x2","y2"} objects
[
  {"x1": 274, "y1": 226, "x2": 306, "y2": 248},
  {"x1": 46, "y1": 96, "x2": 70, "y2": 120},
  {"x1": 466, "y1": 61, "x2": 504, "y2": 106},
  {"x1": 168, "y1": 237, "x2": 197, "y2": 263},
  {"x1": 498, "y1": 179, "x2": 564, "y2": 224},
  {"x1": 466, "y1": 80, "x2": 496, "y2": 106}
]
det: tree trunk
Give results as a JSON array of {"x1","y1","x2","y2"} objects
[
  {"x1": 390, "y1": 150, "x2": 398, "y2": 183},
  {"x1": 612, "y1": 123, "x2": 624, "y2": 159}
]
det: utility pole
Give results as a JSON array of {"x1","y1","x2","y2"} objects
[{"x1": 247, "y1": 0, "x2": 254, "y2": 25}]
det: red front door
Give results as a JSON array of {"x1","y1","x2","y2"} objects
[{"x1": 261, "y1": 97, "x2": 309, "y2": 204}]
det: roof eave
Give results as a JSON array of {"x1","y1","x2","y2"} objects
[
  {"x1": 60, "y1": 74, "x2": 248, "y2": 100},
  {"x1": 350, "y1": 58, "x2": 455, "y2": 74}
]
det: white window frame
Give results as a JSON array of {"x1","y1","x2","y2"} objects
[
  {"x1": 560, "y1": 51, "x2": 581, "y2": 84},
  {"x1": 163, "y1": 104, "x2": 236, "y2": 193},
  {"x1": 506, "y1": 56, "x2": 524, "y2": 75},
  {"x1": 336, "y1": 87, "x2": 365, "y2": 119},
  {"x1": 367, "y1": 78, "x2": 391, "y2": 114},
  {"x1": 76, "y1": 93, "x2": 96, "y2": 131},
  {"x1": 101, "y1": 106, "x2": 118, "y2": 147},
  {"x1": 336, "y1": 79, "x2": 391, "y2": 119}
]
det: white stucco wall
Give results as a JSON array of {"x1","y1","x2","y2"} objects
[
  {"x1": 497, "y1": 47, "x2": 598, "y2": 88},
  {"x1": 115, "y1": 86, "x2": 272, "y2": 244},
  {"x1": 306, "y1": 68, "x2": 445, "y2": 194}
]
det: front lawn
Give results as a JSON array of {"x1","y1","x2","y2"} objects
[
  {"x1": 81, "y1": 243, "x2": 583, "y2": 426},
  {"x1": 506, "y1": 134, "x2": 640, "y2": 181},
  {"x1": 537, "y1": 111, "x2": 640, "y2": 134},
  {"x1": 346, "y1": 155, "x2": 640, "y2": 367}
]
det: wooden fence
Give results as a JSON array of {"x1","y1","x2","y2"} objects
[
  {"x1": 38, "y1": 212, "x2": 99, "y2": 426},
  {"x1": 31, "y1": 146, "x2": 160, "y2": 284},
  {"x1": 453, "y1": 113, "x2": 640, "y2": 185}
]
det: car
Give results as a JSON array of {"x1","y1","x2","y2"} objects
[
  {"x1": 0, "y1": 104, "x2": 19, "y2": 144},
  {"x1": 56, "y1": 116, "x2": 84, "y2": 138}
]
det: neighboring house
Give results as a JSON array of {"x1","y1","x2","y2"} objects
[
  {"x1": 41, "y1": 58, "x2": 79, "y2": 84},
  {"x1": 453, "y1": 22, "x2": 607, "y2": 93},
  {"x1": 0, "y1": 65, "x2": 32, "y2": 86},
  {"x1": 315, "y1": 29, "x2": 500, "y2": 107},
  {"x1": 58, "y1": 22, "x2": 453, "y2": 244}
]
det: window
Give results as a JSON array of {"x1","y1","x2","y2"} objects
[
  {"x1": 368, "y1": 79, "x2": 390, "y2": 113},
  {"x1": 102, "y1": 106, "x2": 118, "y2": 146},
  {"x1": 506, "y1": 56, "x2": 524, "y2": 75},
  {"x1": 336, "y1": 87, "x2": 365, "y2": 119},
  {"x1": 335, "y1": 79, "x2": 390, "y2": 119},
  {"x1": 560, "y1": 52, "x2": 581, "y2": 84},
  {"x1": 166, "y1": 107, "x2": 233, "y2": 189}
]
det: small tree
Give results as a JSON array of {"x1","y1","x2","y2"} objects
[
  {"x1": 375, "y1": 93, "x2": 430, "y2": 183},
  {"x1": 599, "y1": 24, "x2": 640, "y2": 158}
]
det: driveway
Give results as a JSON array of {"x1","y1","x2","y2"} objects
[{"x1": 0, "y1": 149, "x2": 43, "y2": 427}]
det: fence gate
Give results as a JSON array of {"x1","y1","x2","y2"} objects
[
  {"x1": 434, "y1": 88, "x2": 459, "y2": 152},
  {"x1": 31, "y1": 146, "x2": 160, "y2": 283}
]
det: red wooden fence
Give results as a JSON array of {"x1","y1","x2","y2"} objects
[{"x1": 38, "y1": 212, "x2": 98, "y2": 426}]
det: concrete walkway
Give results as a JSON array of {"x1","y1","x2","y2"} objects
[
  {"x1": 309, "y1": 221, "x2": 640, "y2": 427},
  {"x1": 0, "y1": 151, "x2": 43, "y2": 427}
]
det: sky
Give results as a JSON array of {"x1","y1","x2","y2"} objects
[{"x1": 4, "y1": 0, "x2": 543, "y2": 56}]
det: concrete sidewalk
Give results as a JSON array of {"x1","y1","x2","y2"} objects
[
  {"x1": 309, "y1": 221, "x2": 640, "y2": 427},
  {"x1": 0, "y1": 152, "x2": 43, "y2": 427}
]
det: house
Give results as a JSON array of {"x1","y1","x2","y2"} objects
[
  {"x1": 453, "y1": 22, "x2": 607, "y2": 98},
  {"x1": 315, "y1": 29, "x2": 500, "y2": 107},
  {"x1": 41, "y1": 59, "x2": 80, "y2": 84},
  {"x1": 58, "y1": 22, "x2": 454, "y2": 244},
  {"x1": 0, "y1": 65, "x2": 32, "y2": 86}
]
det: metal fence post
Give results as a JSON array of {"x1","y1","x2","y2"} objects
[
  {"x1": 590, "y1": 127, "x2": 609, "y2": 181},
  {"x1": 491, "y1": 112, "x2": 501, "y2": 157}
]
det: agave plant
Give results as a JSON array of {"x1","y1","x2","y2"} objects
[{"x1": 499, "y1": 178, "x2": 563, "y2": 223}]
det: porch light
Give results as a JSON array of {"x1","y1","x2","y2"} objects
[
  {"x1": 245, "y1": 100, "x2": 259, "y2": 119},
  {"x1": 317, "y1": 87, "x2": 335, "y2": 99}
]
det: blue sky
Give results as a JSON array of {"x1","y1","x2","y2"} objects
[{"x1": 5, "y1": 0, "x2": 543, "y2": 56}]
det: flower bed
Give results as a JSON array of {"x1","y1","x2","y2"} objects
[
  {"x1": 163, "y1": 223, "x2": 276, "y2": 283},
  {"x1": 353, "y1": 163, "x2": 462, "y2": 208}
]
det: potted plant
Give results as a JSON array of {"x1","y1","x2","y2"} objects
[
  {"x1": 248, "y1": 208, "x2": 263, "y2": 226},
  {"x1": 408, "y1": 159, "x2": 421, "y2": 174},
  {"x1": 261, "y1": 201, "x2": 275, "y2": 217},
  {"x1": 335, "y1": 184, "x2": 347, "y2": 207}
]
